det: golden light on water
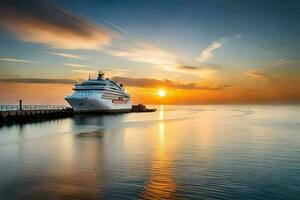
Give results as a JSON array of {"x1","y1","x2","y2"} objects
[{"x1": 141, "y1": 105, "x2": 176, "y2": 199}]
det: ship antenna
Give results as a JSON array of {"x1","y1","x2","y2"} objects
[{"x1": 97, "y1": 70, "x2": 104, "y2": 80}]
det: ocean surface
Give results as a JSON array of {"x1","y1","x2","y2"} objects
[{"x1": 0, "y1": 105, "x2": 299, "y2": 200}]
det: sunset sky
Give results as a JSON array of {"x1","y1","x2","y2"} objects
[{"x1": 0, "y1": 0, "x2": 299, "y2": 104}]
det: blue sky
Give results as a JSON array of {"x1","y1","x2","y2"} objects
[{"x1": 0, "y1": 0, "x2": 299, "y2": 104}]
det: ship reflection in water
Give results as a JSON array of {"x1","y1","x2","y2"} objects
[{"x1": 0, "y1": 105, "x2": 299, "y2": 199}]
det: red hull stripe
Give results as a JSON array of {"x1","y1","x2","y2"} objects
[{"x1": 112, "y1": 99, "x2": 128, "y2": 104}]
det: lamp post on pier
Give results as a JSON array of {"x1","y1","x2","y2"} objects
[{"x1": 19, "y1": 100, "x2": 22, "y2": 111}]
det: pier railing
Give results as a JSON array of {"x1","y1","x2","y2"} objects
[{"x1": 0, "y1": 105, "x2": 68, "y2": 111}]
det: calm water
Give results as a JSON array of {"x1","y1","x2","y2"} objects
[{"x1": 0, "y1": 105, "x2": 299, "y2": 200}]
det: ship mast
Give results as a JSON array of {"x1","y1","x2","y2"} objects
[{"x1": 97, "y1": 70, "x2": 104, "y2": 80}]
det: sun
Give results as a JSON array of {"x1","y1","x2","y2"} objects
[{"x1": 157, "y1": 89, "x2": 166, "y2": 97}]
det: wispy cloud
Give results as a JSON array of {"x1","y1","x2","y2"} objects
[
  {"x1": 0, "y1": 57, "x2": 36, "y2": 63},
  {"x1": 105, "y1": 43, "x2": 177, "y2": 65},
  {"x1": 0, "y1": 78, "x2": 79, "y2": 84},
  {"x1": 105, "y1": 68, "x2": 129, "y2": 77},
  {"x1": 159, "y1": 65, "x2": 220, "y2": 79},
  {"x1": 177, "y1": 65, "x2": 202, "y2": 71},
  {"x1": 71, "y1": 69, "x2": 94, "y2": 74},
  {"x1": 64, "y1": 63, "x2": 92, "y2": 68},
  {"x1": 245, "y1": 69, "x2": 273, "y2": 80},
  {"x1": 196, "y1": 40, "x2": 224, "y2": 63},
  {"x1": 107, "y1": 68, "x2": 128, "y2": 73},
  {"x1": 103, "y1": 19, "x2": 129, "y2": 34},
  {"x1": 48, "y1": 52, "x2": 84, "y2": 59},
  {"x1": 177, "y1": 65, "x2": 219, "y2": 72},
  {"x1": 112, "y1": 76, "x2": 227, "y2": 90},
  {"x1": 0, "y1": 0, "x2": 111, "y2": 49}
]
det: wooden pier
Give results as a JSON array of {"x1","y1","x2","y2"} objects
[
  {"x1": 0, "y1": 104, "x2": 73, "y2": 125},
  {"x1": 0, "y1": 102, "x2": 156, "y2": 125}
]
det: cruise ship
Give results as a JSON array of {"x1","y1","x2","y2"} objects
[{"x1": 65, "y1": 71, "x2": 132, "y2": 113}]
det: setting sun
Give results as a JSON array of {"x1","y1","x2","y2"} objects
[{"x1": 157, "y1": 89, "x2": 166, "y2": 97}]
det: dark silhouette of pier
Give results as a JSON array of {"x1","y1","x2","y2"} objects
[
  {"x1": 0, "y1": 101, "x2": 73, "y2": 125},
  {"x1": 0, "y1": 107, "x2": 73, "y2": 125},
  {"x1": 0, "y1": 101, "x2": 156, "y2": 125}
]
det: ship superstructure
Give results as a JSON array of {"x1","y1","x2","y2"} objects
[{"x1": 65, "y1": 71, "x2": 132, "y2": 113}]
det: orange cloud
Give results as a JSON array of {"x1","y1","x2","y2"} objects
[
  {"x1": 105, "y1": 43, "x2": 177, "y2": 65},
  {"x1": 245, "y1": 69, "x2": 273, "y2": 80},
  {"x1": 0, "y1": 0, "x2": 111, "y2": 49},
  {"x1": 0, "y1": 79, "x2": 299, "y2": 105},
  {"x1": 112, "y1": 76, "x2": 227, "y2": 90},
  {"x1": 175, "y1": 65, "x2": 220, "y2": 75}
]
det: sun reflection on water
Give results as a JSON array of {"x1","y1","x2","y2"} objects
[
  {"x1": 159, "y1": 122, "x2": 165, "y2": 147},
  {"x1": 159, "y1": 104, "x2": 164, "y2": 120},
  {"x1": 141, "y1": 105, "x2": 176, "y2": 199}
]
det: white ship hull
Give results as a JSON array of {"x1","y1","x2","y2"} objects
[
  {"x1": 65, "y1": 97, "x2": 132, "y2": 113},
  {"x1": 65, "y1": 70, "x2": 132, "y2": 113}
]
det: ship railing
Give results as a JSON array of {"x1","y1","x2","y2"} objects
[{"x1": 0, "y1": 105, "x2": 68, "y2": 111}]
